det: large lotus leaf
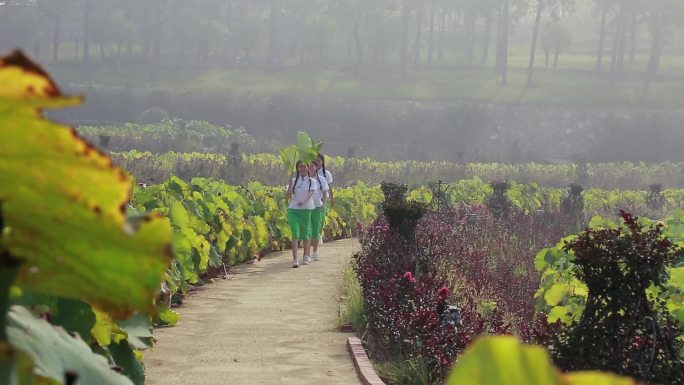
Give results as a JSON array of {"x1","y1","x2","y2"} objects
[
  {"x1": 117, "y1": 314, "x2": 154, "y2": 351},
  {"x1": 108, "y1": 342, "x2": 143, "y2": 385},
  {"x1": 445, "y1": 336, "x2": 637, "y2": 385},
  {"x1": 171, "y1": 230, "x2": 200, "y2": 283},
  {"x1": 156, "y1": 305, "x2": 179, "y2": 327},
  {"x1": 279, "y1": 145, "x2": 298, "y2": 176},
  {"x1": 0, "y1": 51, "x2": 172, "y2": 317},
  {"x1": 50, "y1": 299, "x2": 96, "y2": 343},
  {"x1": 296, "y1": 131, "x2": 320, "y2": 164},
  {"x1": 7, "y1": 306, "x2": 133, "y2": 385}
]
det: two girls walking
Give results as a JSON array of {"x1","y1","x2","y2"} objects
[{"x1": 287, "y1": 154, "x2": 333, "y2": 268}]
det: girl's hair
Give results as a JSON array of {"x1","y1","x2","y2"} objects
[
  {"x1": 317, "y1": 153, "x2": 327, "y2": 180},
  {"x1": 294, "y1": 160, "x2": 303, "y2": 189},
  {"x1": 312, "y1": 160, "x2": 323, "y2": 192},
  {"x1": 293, "y1": 160, "x2": 312, "y2": 192}
]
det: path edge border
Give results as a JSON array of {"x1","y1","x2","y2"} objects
[{"x1": 347, "y1": 336, "x2": 387, "y2": 385}]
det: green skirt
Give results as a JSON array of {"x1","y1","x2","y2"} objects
[{"x1": 288, "y1": 208, "x2": 313, "y2": 240}]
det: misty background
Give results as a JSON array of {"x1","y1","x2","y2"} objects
[{"x1": 1, "y1": 0, "x2": 683, "y2": 162}]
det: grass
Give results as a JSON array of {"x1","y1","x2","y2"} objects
[
  {"x1": 336, "y1": 259, "x2": 366, "y2": 331},
  {"x1": 45, "y1": 50, "x2": 684, "y2": 109},
  {"x1": 374, "y1": 357, "x2": 438, "y2": 385}
]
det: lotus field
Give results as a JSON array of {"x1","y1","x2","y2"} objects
[{"x1": 4, "y1": 53, "x2": 684, "y2": 385}]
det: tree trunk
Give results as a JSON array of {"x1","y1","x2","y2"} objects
[
  {"x1": 142, "y1": 1, "x2": 150, "y2": 58},
  {"x1": 400, "y1": 0, "x2": 410, "y2": 77},
  {"x1": 596, "y1": 7, "x2": 607, "y2": 72},
  {"x1": 353, "y1": 14, "x2": 363, "y2": 73},
  {"x1": 481, "y1": 13, "x2": 492, "y2": 65},
  {"x1": 544, "y1": 48, "x2": 550, "y2": 68},
  {"x1": 438, "y1": 9, "x2": 445, "y2": 61},
  {"x1": 453, "y1": 11, "x2": 460, "y2": 57},
  {"x1": 427, "y1": 0, "x2": 436, "y2": 68},
  {"x1": 414, "y1": 0, "x2": 424, "y2": 68},
  {"x1": 267, "y1": 0, "x2": 279, "y2": 70},
  {"x1": 496, "y1": 0, "x2": 510, "y2": 85},
  {"x1": 526, "y1": 0, "x2": 544, "y2": 88},
  {"x1": 52, "y1": 8, "x2": 61, "y2": 63},
  {"x1": 554, "y1": 49, "x2": 559, "y2": 69},
  {"x1": 346, "y1": 26, "x2": 352, "y2": 63},
  {"x1": 609, "y1": 6, "x2": 624, "y2": 81},
  {"x1": 225, "y1": 0, "x2": 233, "y2": 30},
  {"x1": 82, "y1": 0, "x2": 91, "y2": 68},
  {"x1": 465, "y1": 14, "x2": 475, "y2": 66},
  {"x1": 628, "y1": 12, "x2": 637, "y2": 70},
  {"x1": 643, "y1": 23, "x2": 664, "y2": 95},
  {"x1": 151, "y1": 0, "x2": 162, "y2": 81},
  {"x1": 299, "y1": 3, "x2": 310, "y2": 67},
  {"x1": 616, "y1": 9, "x2": 627, "y2": 74}
]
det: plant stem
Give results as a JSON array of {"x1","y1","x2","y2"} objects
[{"x1": 0, "y1": 263, "x2": 19, "y2": 342}]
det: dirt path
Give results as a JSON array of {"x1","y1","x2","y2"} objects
[{"x1": 144, "y1": 239, "x2": 361, "y2": 385}]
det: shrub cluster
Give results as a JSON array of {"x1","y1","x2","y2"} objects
[{"x1": 354, "y1": 200, "x2": 572, "y2": 381}]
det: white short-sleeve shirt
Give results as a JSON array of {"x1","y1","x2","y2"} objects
[
  {"x1": 318, "y1": 169, "x2": 333, "y2": 198},
  {"x1": 288, "y1": 176, "x2": 317, "y2": 210},
  {"x1": 312, "y1": 174, "x2": 330, "y2": 208}
]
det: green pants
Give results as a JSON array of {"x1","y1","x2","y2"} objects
[
  {"x1": 314, "y1": 206, "x2": 330, "y2": 238},
  {"x1": 311, "y1": 207, "x2": 324, "y2": 239},
  {"x1": 288, "y1": 208, "x2": 313, "y2": 240}
]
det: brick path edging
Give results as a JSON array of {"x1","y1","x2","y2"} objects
[{"x1": 347, "y1": 336, "x2": 387, "y2": 385}]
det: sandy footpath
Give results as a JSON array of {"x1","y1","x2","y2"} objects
[{"x1": 144, "y1": 238, "x2": 361, "y2": 385}]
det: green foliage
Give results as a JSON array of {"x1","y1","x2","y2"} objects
[
  {"x1": 376, "y1": 357, "x2": 435, "y2": 385},
  {"x1": 296, "y1": 131, "x2": 323, "y2": 164},
  {"x1": 0, "y1": 51, "x2": 171, "y2": 385},
  {"x1": 337, "y1": 260, "x2": 365, "y2": 331},
  {"x1": 0, "y1": 66, "x2": 171, "y2": 316},
  {"x1": 7, "y1": 306, "x2": 133, "y2": 385},
  {"x1": 486, "y1": 181, "x2": 512, "y2": 219},
  {"x1": 279, "y1": 132, "x2": 323, "y2": 175},
  {"x1": 78, "y1": 120, "x2": 255, "y2": 154},
  {"x1": 552, "y1": 212, "x2": 684, "y2": 383},
  {"x1": 132, "y1": 177, "x2": 381, "y2": 290},
  {"x1": 137, "y1": 107, "x2": 170, "y2": 124},
  {"x1": 445, "y1": 336, "x2": 637, "y2": 385},
  {"x1": 536, "y1": 211, "x2": 684, "y2": 328}
]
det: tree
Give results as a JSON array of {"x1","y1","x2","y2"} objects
[
  {"x1": 643, "y1": 0, "x2": 683, "y2": 95},
  {"x1": 526, "y1": 0, "x2": 544, "y2": 88},
  {"x1": 496, "y1": 0, "x2": 510, "y2": 84},
  {"x1": 526, "y1": 0, "x2": 575, "y2": 87},
  {"x1": 414, "y1": 0, "x2": 425, "y2": 68},
  {"x1": 427, "y1": 0, "x2": 436, "y2": 67},
  {"x1": 540, "y1": 21, "x2": 571, "y2": 68},
  {"x1": 37, "y1": 0, "x2": 70, "y2": 63},
  {"x1": 594, "y1": 0, "x2": 614, "y2": 72},
  {"x1": 400, "y1": 0, "x2": 410, "y2": 76}
]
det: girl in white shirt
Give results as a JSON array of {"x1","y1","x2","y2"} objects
[
  {"x1": 312, "y1": 153, "x2": 334, "y2": 260},
  {"x1": 286, "y1": 160, "x2": 317, "y2": 267},
  {"x1": 310, "y1": 160, "x2": 329, "y2": 261}
]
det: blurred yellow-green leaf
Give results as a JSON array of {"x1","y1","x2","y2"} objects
[
  {"x1": 445, "y1": 336, "x2": 638, "y2": 385},
  {"x1": 0, "y1": 51, "x2": 172, "y2": 318}
]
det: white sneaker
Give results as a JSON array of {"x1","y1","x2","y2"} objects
[
  {"x1": 303, "y1": 256, "x2": 311, "y2": 265},
  {"x1": 292, "y1": 259, "x2": 299, "y2": 268},
  {"x1": 313, "y1": 252, "x2": 320, "y2": 261}
]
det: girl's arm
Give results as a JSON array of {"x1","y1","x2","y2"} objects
[
  {"x1": 304, "y1": 190, "x2": 314, "y2": 204},
  {"x1": 286, "y1": 179, "x2": 294, "y2": 199},
  {"x1": 298, "y1": 190, "x2": 314, "y2": 207}
]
